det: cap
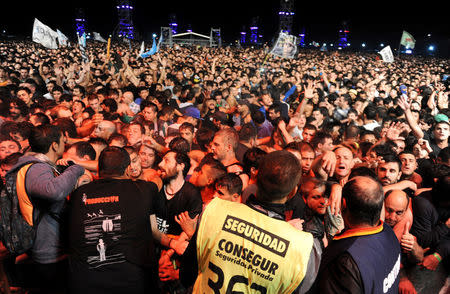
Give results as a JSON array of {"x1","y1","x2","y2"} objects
[
  {"x1": 434, "y1": 113, "x2": 449, "y2": 124},
  {"x1": 183, "y1": 106, "x2": 201, "y2": 120},
  {"x1": 349, "y1": 89, "x2": 358, "y2": 96}
]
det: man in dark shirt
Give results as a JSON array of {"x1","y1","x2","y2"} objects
[
  {"x1": 318, "y1": 176, "x2": 401, "y2": 293},
  {"x1": 154, "y1": 150, "x2": 202, "y2": 237},
  {"x1": 68, "y1": 147, "x2": 159, "y2": 294}
]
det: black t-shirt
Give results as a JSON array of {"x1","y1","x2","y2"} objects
[
  {"x1": 68, "y1": 178, "x2": 158, "y2": 293},
  {"x1": 153, "y1": 181, "x2": 202, "y2": 236}
]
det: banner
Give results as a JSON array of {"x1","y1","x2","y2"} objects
[
  {"x1": 32, "y1": 18, "x2": 58, "y2": 49},
  {"x1": 379, "y1": 45, "x2": 394, "y2": 63},
  {"x1": 139, "y1": 41, "x2": 145, "y2": 56},
  {"x1": 56, "y1": 29, "x2": 68, "y2": 47},
  {"x1": 270, "y1": 32, "x2": 298, "y2": 59},
  {"x1": 139, "y1": 35, "x2": 158, "y2": 58},
  {"x1": 78, "y1": 32, "x2": 89, "y2": 63},
  {"x1": 400, "y1": 31, "x2": 415, "y2": 49},
  {"x1": 106, "y1": 37, "x2": 111, "y2": 60},
  {"x1": 93, "y1": 32, "x2": 107, "y2": 43}
]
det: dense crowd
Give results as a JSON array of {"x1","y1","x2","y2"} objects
[{"x1": 0, "y1": 39, "x2": 449, "y2": 294}]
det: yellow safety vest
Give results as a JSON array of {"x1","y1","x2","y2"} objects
[{"x1": 193, "y1": 198, "x2": 313, "y2": 294}]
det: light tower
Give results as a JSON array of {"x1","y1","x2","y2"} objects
[
  {"x1": 250, "y1": 17, "x2": 259, "y2": 44},
  {"x1": 338, "y1": 21, "x2": 350, "y2": 49},
  {"x1": 114, "y1": 0, "x2": 135, "y2": 39},
  {"x1": 75, "y1": 8, "x2": 87, "y2": 37},
  {"x1": 240, "y1": 26, "x2": 247, "y2": 44},
  {"x1": 298, "y1": 27, "x2": 306, "y2": 47},
  {"x1": 169, "y1": 14, "x2": 178, "y2": 35},
  {"x1": 279, "y1": 0, "x2": 295, "y2": 33}
]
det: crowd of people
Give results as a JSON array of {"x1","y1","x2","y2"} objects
[{"x1": 0, "y1": 39, "x2": 449, "y2": 293}]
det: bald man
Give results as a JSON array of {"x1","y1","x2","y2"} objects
[
  {"x1": 318, "y1": 176, "x2": 401, "y2": 294},
  {"x1": 92, "y1": 120, "x2": 116, "y2": 141},
  {"x1": 384, "y1": 190, "x2": 423, "y2": 262}
]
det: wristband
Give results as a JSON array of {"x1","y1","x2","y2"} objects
[{"x1": 433, "y1": 252, "x2": 442, "y2": 263}]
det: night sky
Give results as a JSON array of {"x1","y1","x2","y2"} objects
[{"x1": 1, "y1": 0, "x2": 449, "y2": 52}]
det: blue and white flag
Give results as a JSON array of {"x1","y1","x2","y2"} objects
[
  {"x1": 32, "y1": 18, "x2": 58, "y2": 49},
  {"x1": 56, "y1": 29, "x2": 68, "y2": 47},
  {"x1": 78, "y1": 32, "x2": 89, "y2": 63},
  {"x1": 140, "y1": 35, "x2": 158, "y2": 58}
]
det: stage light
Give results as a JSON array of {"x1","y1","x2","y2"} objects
[
  {"x1": 362, "y1": 43, "x2": 366, "y2": 48},
  {"x1": 405, "y1": 49, "x2": 412, "y2": 54},
  {"x1": 428, "y1": 45, "x2": 435, "y2": 51},
  {"x1": 152, "y1": 33, "x2": 157, "y2": 38},
  {"x1": 380, "y1": 43, "x2": 384, "y2": 47}
]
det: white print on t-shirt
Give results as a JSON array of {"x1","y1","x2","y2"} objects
[
  {"x1": 97, "y1": 239, "x2": 106, "y2": 262},
  {"x1": 102, "y1": 218, "x2": 114, "y2": 232},
  {"x1": 83, "y1": 211, "x2": 125, "y2": 269},
  {"x1": 157, "y1": 217, "x2": 169, "y2": 234}
]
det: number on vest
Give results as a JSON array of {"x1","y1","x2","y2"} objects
[{"x1": 207, "y1": 261, "x2": 267, "y2": 294}]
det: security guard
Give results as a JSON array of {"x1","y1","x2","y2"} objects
[
  {"x1": 181, "y1": 150, "x2": 322, "y2": 294},
  {"x1": 318, "y1": 176, "x2": 401, "y2": 293}
]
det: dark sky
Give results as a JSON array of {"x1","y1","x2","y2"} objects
[{"x1": 1, "y1": 0, "x2": 449, "y2": 50}]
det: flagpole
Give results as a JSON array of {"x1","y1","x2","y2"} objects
[{"x1": 397, "y1": 30, "x2": 402, "y2": 58}]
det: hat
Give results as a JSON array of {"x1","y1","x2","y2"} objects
[
  {"x1": 213, "y1": 111, "x2": 228, "y2": 123},
  {"x1": 183, "y1": 106, "x2": 201, "y2": 120},
  {"x1": 349, "y1": 89, "x2": 358, "y2": 96},
  {"x1": 434, "y1": 114, "x2": 449, "y2": 124}
]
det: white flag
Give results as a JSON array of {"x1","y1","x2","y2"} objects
[
  {"x1": 93, "y1": 32, "x2": 107, "y2": 43},
  {"x1": 400, "y1": 31, "x2": 416, "y2": 49},
  {"x1": 56, "y1": 29, "x2": 68, "y2": 47},
  {"x1": 139, "y1": 41, "x2": 145, "y2": 56},
  {"x1": 270, "y1": 32, "x2": 298, "y2": 59},
  {"x1": 32, "y1": 18, "x2": 58, "y2": 49},
  {"x1": 379, "y1": 45, "x2": 394, "y2": 63}
]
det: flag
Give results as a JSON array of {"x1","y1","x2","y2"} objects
[
  {"x1": 32, "y1": 18, "x2": 58, "y2": 49},
  {"x1": 78, "y1": 33, "x2": 89, "y2": 63},
  {"x1": 56, "y1": 29, "x2": 68, "y2": 47},
  {"x1": 270, "y1": 32, "x2": 298, "y2": 59},
  {"x1": 139, "y1": 41, "x2": 145, "y2": 56},
  {"x1": 139, "y1": 35, "x2": 159, "y2": 58},
  {"x1": 400, "y1": 31, "x2": 415, "y2": 49},
  {"x1": 379, "y1": 45, "x2": 394, "y2": 63},
  {"x1": 93, "y1": 32, "x2": 107, "y2": 43},
  {"x1": 106, "y1": 37, "x2": 111, "y2": 60}
]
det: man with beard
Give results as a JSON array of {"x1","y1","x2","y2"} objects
[
  {"x1": 8, "y1": 98, "x2": 28, "y2": 122},
  {"x1": 377, "y1": 153, "x2": 417, "y2": 195},
  {"x1": 153, "y1": 150, "x2": 202, "y2": 292},
  {"x1": 154, "y1": 150, "x2": 202, "y2": 237}
]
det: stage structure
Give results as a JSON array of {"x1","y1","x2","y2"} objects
[
  {"x1": 113, "y1": 0, "x2": 135, "y2": 39},
  {"x1": 279, "y1": 0, "x2": 295, "y2": 33},
  {"x1": 75, "y1": 8, "x2": 87, "y2": 37},
  {"x1": 160, "y1": 27, "x2": 221, "y2": 47}
]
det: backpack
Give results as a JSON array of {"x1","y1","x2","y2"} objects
[{"x1": 0, "y1": 161, "x2": 41, "y2": 255}]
